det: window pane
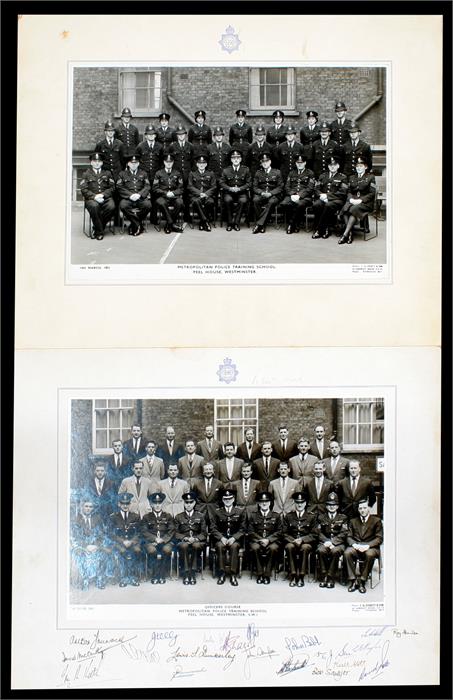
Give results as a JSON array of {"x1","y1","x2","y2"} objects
[
  {"x1": 245, "y1": 399, "x2": 256, "y2": 405},
  {"x1": 123, "y1": 88, "x2": 136, "y2": 108},
  {"x1": 136, "y1": 72, "x2": 149, "y2": 88},
  {"x1": 266, "y1": 85, "x2": 280, "y2": 105},
  {"x1": 343, "y1": 403, "x2": 356, "y2": 422},
  {"x1": 244, "y1": 405, "x2": 256, "y2": 419},
  {"x1": 231, "y1": 406, "x2": 243, "y2": 419},
  {"x1": 110, "y1": 430, "x2": 122, "y2": 443},
  {"x1": 109, "y1": 409, "x2": 120, "y2": 429},
  {"x1": 358, "y1": 425, "x2": 371, "y2": 443},
  {"x1": 373, "y1": 424, "x2": 384, "y2": 444},
  {"x1": 95, "y1": 399, "x2": 107, "y2": 408},
  {"x1": 358, "y1": 402, "x2": 371, "y2": 422},
  {"x1": 344, "y1": 425, "x2": 356, "y2": 444},
  {"x1": 266, "y1": 68, "x2": 283, "y2": 84},
  {"x1": 230, "y1": 399, "x2": 242, "y2": 406},
  {"x1": 231, "y1": 427, "x2": 242, "y2": 447},
  {"x1": 122, "y1": 72, "x2": 135, "y2": 89},
  {"x1": 217, "y1": 406, "x2": 229, "y2": 419},
  {"x1": 96, "y1": 410, "x2": 107, "y2": 429},
  {"x1": 375, "y1": 400, "x2": 385, "y2": 420},
  {"x1": 108, "y1": 399, "x2": 120, "y2": 408},
  {"x1": 218, "y1": 427, "x2": 229, "y2": 444},
  {"x1": 136, "y1": 89, "x2": 148, "y2": 109},
  {"x1": 122, "y1": 408, "x2": 134, "y2": 427},
  {"x1": 216, "y1": 400, "x2": 229, "y2": 407},
  {"x1": 96, "y1": 430, "x2": 108, "y2": 449}
]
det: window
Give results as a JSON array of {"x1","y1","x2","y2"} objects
[
  {"x1": 119, "y1": 69, "x2": 162, "y2": 115},
  {"x1": 342, "y1": 398, "x2": 384, "y2": 451},
  {"x1": 249, "y1": 68, "x2": 295, "y2": 110},
  {"x1": 215, "y1": 399, "x2": 258, "y2": 447},
  {"x1": 92, "y1": 399, "x2": 135, "y2": 453}
]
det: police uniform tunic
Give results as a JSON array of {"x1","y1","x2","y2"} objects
[
  {"x1": 115, "y1": 122, "x2": 140, "y2": 160},
  {"x1": 187, "y1": 169, "x2": 217, "y2": 223},
  {"x1": 156, "y1": 126, "x2": 176, "y2": 153},
  {"x1": 247, "y1": 143, "x2": 273, "y2": 178},
  {"x1": 228, "y1": 122, "x2": 253, "y2": 158},
  {"x1": 210, "y1": 506, "x2": 245, "y2": 575},
  {"x1": 219, "y1": 165, "x2": 252, "y2": 225},
  {"x1": 300, "y1": 124, "x2": 321, "y2": 148},
  {"x1": 135, "y1": 140, "x2": 164, "y2": 184},
  {"x1": 316, "y1": 512, "x2": 348, "y2": 578},
  {"x1": 207, "y1": 142, "x2": 232, "y2": 179},
  {"x1": 282, "y1": 510, "x2": 317, "y2": 575},
  {"x1": 117, "y1": 168, "x2": 152, "y2": 227},
  {"x1": 174, "y1": 510, "x2": 207, "y2": 574},
  {"x1": 312, "y1": 138, "x2": 343, "y2": 178},
  {"x1": 94, "y1": 138, "x2": 125, "y2": 178},
  {"x1": 266, "y1": 124, "x2": 288, "y2": 148},
  {"x1": 281, "y1": 168, "x2": 316, "y2": 228},
  {"x1": 169, "y1": 141, "x2": 194, "y2": 183},
  {"x1": 248, "y1": 510, "x2": 282, "y2": 576},
  {"x1": 329, "y1": 118, "x2": 353, "y2": 148},
  {"x1": 342, "y1": 139, "x2": 373, "y2": 177},
  {"x1": 252, "y1": 168, "x2": 284, "y2": 227},
  {"x1": 80, "y1": 168, "x2": 116, "y2": 233},
  {"x1": 275, "y1": 141, "x2": 305, "y2": 182},
  {"x1": 108, "y1": 511, "x2": 142, "y2": 581},
  {"x1": 152, "y1": 168, "x2": 184, "y2": 224},
  {"x1": 188, "y1": 123, "x2": 213, "y2": 157},
  {"x1": 141, "y1": 510, "x2": 175, "y2": 578},
  {"x1": 342, "y1": 173, "x2": 376, "y2": 219}
]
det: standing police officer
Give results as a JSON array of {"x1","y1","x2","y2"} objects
[
  {"x1": 275, "y1": 125, "x2": 305, "y2": 182},
  {"x1": 311, "y1": 121, "x2": 343, "y2": 178},
  {"x1": 247, "y1": 125, "x2": 272, "y2": 179},
  {"x1": 136, "y1": 125, "x2": 164, "y2": 186},
  {"x1": 95, "y1": 120, "x2": 125, "y2": 178},
  {"x1": 330, "y1": 101, "x2": 353, "y2": 148},
  {"x1": 207, "y1": 126, "x2": 232, "y2": 180},
  {"x1": 188, "y1": 110, "x2": 212, "y2": 158},
  {"x1": 300, "y1": 109, "x2": 321, "y2": 149},
  {"x1": 229, "y1": 109, "x2": 253, "y2": 158},
  {"x1": 342, "y1": 122, "x2": 373, "y2": 177},
  {"x1": 266, "y1": 109, "x2": 288, "y2": 148},
  {"x1": 156, "y1": 112, "x2": 176, "y2": 153},
  {"x1": 115, "y1": 107, "x2": 140, "y2": 163}
]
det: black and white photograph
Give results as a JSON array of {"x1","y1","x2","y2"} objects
[
  {"x1": 67, "y1": 394, "x2": 386, "y2": 608},
  {"x1": 68, "y1": 63, "x2": 389, "y2": 283}
]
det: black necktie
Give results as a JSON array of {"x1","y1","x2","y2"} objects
[{"x1": 136, "y1": 478, "x2": 141, "y2": 496}]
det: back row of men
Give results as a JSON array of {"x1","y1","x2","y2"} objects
[{"x1": 79, "y1": 424, "x2": 378, "y2": 520}]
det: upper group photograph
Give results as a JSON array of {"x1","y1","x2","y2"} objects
[{"x1": 68, "y1": 64, "x2": 388, "y2": 283}]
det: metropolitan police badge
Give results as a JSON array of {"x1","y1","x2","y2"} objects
[
  {"x1": 219, "y1": 26, "x2": 241, "y2": 54},
  {"x1": 217, "y1": 358, "x2": 238, "y2": 384}
]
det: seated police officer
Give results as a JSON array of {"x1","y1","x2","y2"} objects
[
  {"x1": 282, "y1": 492, "x2": 317, "y2": 587},
  {"x1": 316, "y1": 492, "x2": 348, "y2": 588},
  {"x1": 108, "y1": 492, "x2": 142, "y2": 587},
  {"x1": 248, "y1": 491, "x2": 282, "y2": 585},
  {"x1": 80, "y1": 152, "x2": 116, "y2": 240},
  {"x1": 174, "y1": 491, "x2": 207, "y2": 585},
  {"x1": 252, "y1": 152, "x2": 283, "y2": 234},
  {"x1": 312, "y1": 155, "x2": 348, "y2": 239},
  {"x1": 281, "y1": 153, "x2": 315, "y2": 235},
  {"x1": 117, "y1": 154, "x2": 151, "y2": 236},
  {"x1": 152, "y1": 153, "x2": 184, "y2": 234},
  {"x1": 220, "y1": 149, "x2": 252, "y2": 232},
  {"x1": 338, "y1": 156, "x2": 376, "y2": 245},
  {"x1": 141, "y1": 492, "x2": 175, "y2": 584},
  {"x1": 188, "y1": 155, "x2": 217, "y2": 231},
  {"x1": 210, "y1": 488, "x2": 245, "y2": 587}
]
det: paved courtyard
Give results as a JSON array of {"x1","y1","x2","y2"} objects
[{"x1": 71, "y1": 203, "x2": 387, "y2": 266}]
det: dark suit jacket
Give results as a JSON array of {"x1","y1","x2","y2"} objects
[
  {"x1": 196, "y1": 438, "x2": 224, "y2": 464},
  {"x1": 253, "y1": 456, "x2": 280, "y2": 489},
  {"x1": 338, "y1": 476, "x2": 377, "y2": 519},
  {"x1": 123, "y1": 437, "x2": 148, "y2": 462},
  {"x1": 235, "y1": 441, "x2": 262, "y2": 463},
  {"x1": 217, "y1": 457, "x2": 244, "y2": 484},
  {"x1": 229, "y1": 478, "x2": 261, "y2": 511},
  {"x1": 191, "y1": 476, "x2": 223, "y2": 517},
  {"x1": 106, "y1": 455, "x2": 132, "y2": 485},
  {"x1": 156, "y1": 441, "x2": 185, "y2": 469},
  {"x1": 303, "y1": 476, "x2": 335, "y2": 515},
  {"x1": 85, "y1": 477, "x2": 117, "y2": 516},
  {"x1": 322, "y1": 456, "x2": 350, "y2": 484},
  {"x1": 309, "y1": 439, "x2": 330, "y2": 461},
  {"x1": 347, "y1": 515, "x2": 383, "y2": 548},
  {"x1": 272, "y1": 440, "x2": 299, "y2": 462}
]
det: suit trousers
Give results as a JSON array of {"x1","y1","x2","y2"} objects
[
  {"x1": 285, "y1": 542, "x2": 312, "y2": 575},
  {"x1": 223, "y1": 192, "x2": 249, "y2": 225},
  {"x1": 144, "y1": 542, "x2": 173, "y2": 577},
  {"x1": 119, "y1": 198, "x2": 152, "y2": 228},
  {"x1": 85, "y1": 199, "x2": 116, "y2": 233},
  {"x1": 312, "y1": 199, "x2": 342, "y2": 234},
  {"x1": 281, "y1": 195, "x2": 312, "y2": 227},
  {"x1": 178, "y1": 541, "x2": 204, "y2": 574},
  {"x1": 317, "y1": 543, "x2": 345, "y2": 578},
  {"x1": 253, "y1": 194, "x2": 280, "y2": 227},
  {"x1": 155, "y1": 196, "x2": 184, "y2": 224},
  {"x1": 344, "y1": 546, "x2": 380, "y2": 581}
]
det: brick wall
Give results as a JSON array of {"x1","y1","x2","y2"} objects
[
  {"x1": 258, "y1": 398, "x2": 335, "y2": 443},
  {"x1": 73, "y1": 66, "x2": 386, "y2": 152},
  {"x1": 141, "y1": 398, "x2": 215, "y2": 445}
]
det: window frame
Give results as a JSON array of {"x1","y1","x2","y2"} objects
[
  {"x1": 117, "y1": 68, "x2": 162, "y2": 117},
  {"x1": 214, "y1": 398, "x2": 259, "y2": 448},
  {"x1": 342, "y1": 398, "x2": 384, "y2": 453},
  {"x1": 249, "y1": 67, "x2": 296, "y2": 113},
  {"x1": 92, "y1": 399, "x2": 136, "y2": 455}
]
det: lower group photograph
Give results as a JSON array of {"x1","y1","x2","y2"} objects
[{"x1": 67, "y1": 395, "x2": 385, "y2": 606}]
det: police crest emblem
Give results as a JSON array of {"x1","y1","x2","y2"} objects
[
  {"x1": 217, "y1": 358, "x2": 238, "y2": 384},
  {"x1": 219, "y1": 26, "x2": 241, "y2": 54}
]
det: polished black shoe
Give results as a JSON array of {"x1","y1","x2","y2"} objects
[
  {"x1": 263, "y1": 576, "x2": 270, "y2": 585},
  {"x1": 348, "y1": 580, "x2": 358, "y2": 592},
  {"x1": 150, "y1": 577, "x2": 158, "y2": 584},
  {"x1": 256, "y1": 575, "x2": 263, "y2": 584},
  {"x1": 183, "y1": 576, "x2": 190, "y2": 585},
  {"x1": 172, "y1": 224, "x2": 183, "y2": 233},
  {"x1": 164, "y1": 225, "x2": 172, "y2": 234},
  {"x1": 96, "y1": 577, "x2": 105, "y2": 589},
  {"x1": 217, "y1": 575, "x2": 226, "y2": 585},
  {"x1": 130, "y1": 578, "x2": 140, "y2": 587},
  {"x1": 289, "y1": 576, "x2": 297, "y2": 587},
  {"x1": 158, "y1": 577, "x2": 166, "y2": 584},
  {"x1": 312, "y1": 230, "x2": 321, "y2": 239},
  {"x1": 286, "y1": 226, "x2": 293, "y2": 235},
  {"x1": 199, "y1": 224, "x2": 204, "y2": 231},
  {"x1": 119, "y1": 580, "x2": 127, "y2": 587},
  {"x1": 326, "y1": 578, "x2": 335, "y2": 588},
  {"x1": 358, "y1": 581, "x2": 367, "y2": 593},
  {"x1": 322, "y1": 230, "x2": 330, "y2": 239},
  {"x1": 319, "y1": 578, "x2": 327, "y2": 588},
  {"x1": 95, "y1": 232, "x2": 104, "y2": 240},
  {"x1": 252, "y1": 225, "x2": 261, "y2": 234},
  {"x1": 338, "y1": 233, "x2": 350, "y2": 245},
  {"x1": 347, "y1": 234, "x2": 353, "y2": 244},
  {"x1": 205, "y1": 222, "x2": 212, "y2": 232},
  {"x1": 139, "y1": 223, "x2": 146, "y2": 233},
  {"x1": 226, "y1": 224, "x2": 233, "y2": 231},
  {"x1": 233, "y1": 223, "x2": 240, "y2": 231},
  {"x1": 297, "y1": 576, "x2": 305, "y2": 587},
  {"x1": 230, "y1": 575, "x2": 238, "y2": 586},
  {"x1": 189, "y1": 576, "x2": 196, "y2": 585}
]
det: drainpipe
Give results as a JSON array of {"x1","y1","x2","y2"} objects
[
  {"x1": 166, "y1": 67, "x2": 196, "y2": 124},
  {"x1": 353, "y1": 67, "x2": 384, "y2": 121}
]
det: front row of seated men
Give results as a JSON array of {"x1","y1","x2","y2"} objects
[
  {"x1": 81, "y1": 146, "x2": 375, "y2": 242},
  {"x1": 72, "y1": 478, "x2": 382, "y2": 593}
]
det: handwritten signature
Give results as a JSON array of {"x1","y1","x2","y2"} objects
[
  {"x1": 276, "y1": 654, "x2": 311, "y2": 676},
  {"x1": 170, "y1": 665, "x2": 206, "y2": 681},
  {"x1": 357, "y1": 640, "x2": 390, "y2": 681}
]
